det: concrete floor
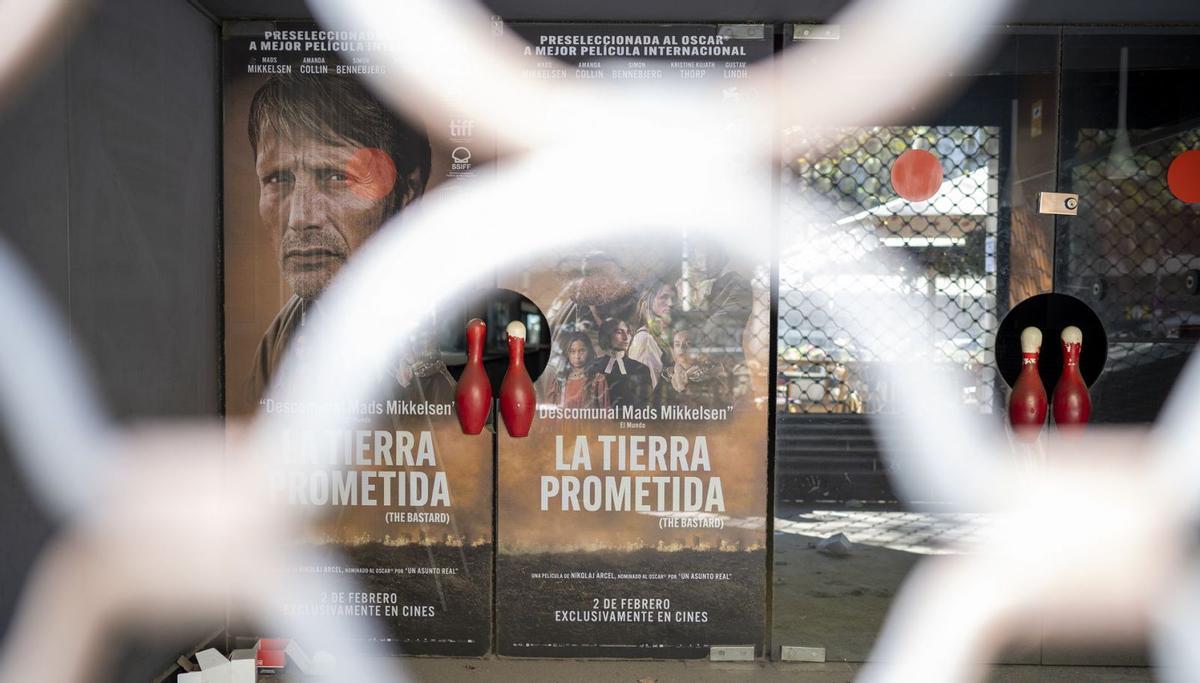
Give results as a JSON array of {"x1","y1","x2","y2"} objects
[{"x1": 770, "y1": 507, "x2": 1148, "y2": 667}]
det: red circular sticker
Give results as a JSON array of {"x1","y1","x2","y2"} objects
[
  {"x1": 891, "y1": 149, "x2": 943, "y2": 202},
  {"x1": 347, "y1": 147, "x2": 398, "y2": 201},
  {"x1": 1168, "y1": 150, "x2": 1200, "y2": 204}
]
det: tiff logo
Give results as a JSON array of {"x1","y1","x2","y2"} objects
[{"x1": 449, "y1": 119, "x2": 474, "y2": 138}]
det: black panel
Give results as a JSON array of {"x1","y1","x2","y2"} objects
[
  {"x1": 1090, "y1": 341, "x2": 1194, "y2": 424},
  {"x1": 0, "y1": 0, "x2": 222, "y2": 677},
  {"x1": 198, "y1": 0, "x2": 1200, "y2": 24},
  {"x1": 0, "y1": 60, "x2": 71, "y2": 313},
  {"x1": 0, "y1": 436, "x2": 56, "y2": 643},
  {"x1": 67, "y1": 0, "x2": 221, "y2": 418},
  {"x1": 995, "y1": 293, "x2": 1107, "y2": 390},
  {"x1": 0, "y1": 55, "x2": 68, "y2": 646}
]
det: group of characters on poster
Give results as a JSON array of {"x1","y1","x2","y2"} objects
[
  {"x1": 238, "y1": 68, "x2": 759, "y2": 418},
  {"x1": 229, "y1": 30, "x2": 766, "y2": 657},
  {"x1": 537, "y1": 249, "x2": 756, "y2": 415}
]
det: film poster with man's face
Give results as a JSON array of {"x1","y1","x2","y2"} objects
[
  {"x1": 222, "y1": 21, "x2": 493, "y2": 656},
  {"x1": 495, "y1": 23, "x2": 773, "y2": 658}
]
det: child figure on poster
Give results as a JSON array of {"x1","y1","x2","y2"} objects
[{"x1": 544, "y1": 331, "x2": 610, "y2": 410}]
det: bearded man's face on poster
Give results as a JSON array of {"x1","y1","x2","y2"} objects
[{"x1": 255, "y1": 129, "x2": 399, "y2": 299}]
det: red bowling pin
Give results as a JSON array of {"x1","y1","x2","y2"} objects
[
  {"x1": 499, "y1": 320, "x2": 535, "y2": 437},
  {"x1": 454, "y1": 318, "x2": 491, "y2": 434},
  {"x1": 1052, "y1": 325, "x2": 1091, "y2": 430},
  {"x1": 1008, "y1": 326, "x2": 1048, "y2": 441}
]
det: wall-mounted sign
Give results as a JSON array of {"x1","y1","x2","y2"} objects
[
  {"x1": 222, "y1": 21, "x2": 493, "y2": 656},
  {"x1": 494, "y1": 22, "x2": 774, "y2": 658}
]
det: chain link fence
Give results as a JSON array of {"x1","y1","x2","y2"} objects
[
  {"x1": 778, "y1": 126, "x2": 1004, "y2": 416},
  {"x1": 1059, "y1": 126, "x2": 1200, "y2": 342}
]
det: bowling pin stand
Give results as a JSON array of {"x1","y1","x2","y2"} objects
[{"x1": 995, "y1": 293, "x2": 1106, "y2": 435}]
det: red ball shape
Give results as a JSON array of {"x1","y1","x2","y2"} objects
[
  {"x1": 346, "y1": 147, "x2": 398, "y2": 201},
  {"x1": 1168, "y1": 150, "x2": 1200, "y2": 204},
  {"x1": 891, "y1": 149, "x2": 943, "y2": 202}
]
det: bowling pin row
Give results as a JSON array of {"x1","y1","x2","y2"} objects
[
  {"x1": 455, "y1": 318, "x2": 535, "y2": 438},
  {"x1": 1008, "y1": 325, "x2": 1091, "y2": 441}
]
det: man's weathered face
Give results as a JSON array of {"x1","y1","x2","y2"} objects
[{"x1": 256, "y1": 130, "x2": 394, "y2": 299}]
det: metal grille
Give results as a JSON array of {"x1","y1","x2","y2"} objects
[
  {"x1": 1059, "y1": 127, "x2": 1200, "y2": 341},
  {"x1": 777, "y1": 126, "x2": 1003, "y2": 415}
]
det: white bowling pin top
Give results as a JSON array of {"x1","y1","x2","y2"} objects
[
  {"x1": 506, "y1": 320, "x2": 527, "y2": 340},
  {"x1": 1061, "y1": 325, "x2": 1082, "y2": 345},
  {"x1": 1020, "y1": 326, "x2": 1042, "y2": 354}
]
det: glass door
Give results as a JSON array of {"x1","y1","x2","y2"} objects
[{"x1": 770, "y1": 27, "x2": 1061, "y2": 664}]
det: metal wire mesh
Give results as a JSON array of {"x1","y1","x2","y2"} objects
[
  {"x1": 1059, "y1": 126, "x2": 1200, "y2": 342},
  {"x1": 778, "y1": 125, "x2": 1003, "y2": 415}
]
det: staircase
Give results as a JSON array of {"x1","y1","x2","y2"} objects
[{"x1": 774, "y1": 413, "x2": 901, "y2": 504}]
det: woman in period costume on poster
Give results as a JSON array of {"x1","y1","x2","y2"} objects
[
  {"x1": 627, "y1": 279, "x2": 676, "y2": 389},
  {"x1": 544, "y1": 331, "x2": 610, "y2": 410}
]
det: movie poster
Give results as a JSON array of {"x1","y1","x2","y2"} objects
[
  {"x1": 495, "y1": 23, "x2": 774, "y2": 658},
  {"x1": 222, "y1": 21, "x2": 493, "y2": 655}
]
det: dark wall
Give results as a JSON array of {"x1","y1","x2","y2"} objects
[
  {"x1": 67, "y1": 0, "x2": 221, "y2": 418},
  {"x1": 0, "y1": 0, "x2": 221, "y2": 419},
  {"x1": 0, "y1": 0, "x2": 220, "y2": 678},
  {"x1": 1054, "y1": 31, "x2": 1200, "y2": 425},
  {"x1": 197, "y1": 0, "x2": 1200, "y2": 23}
]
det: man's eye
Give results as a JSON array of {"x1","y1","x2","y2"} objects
[
  {"x1": 321, "y1": 169, "x2": 351, "y2": 183},
  {"x1": 262, "y1": 171, "x2": 292, "y2": 186}
]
